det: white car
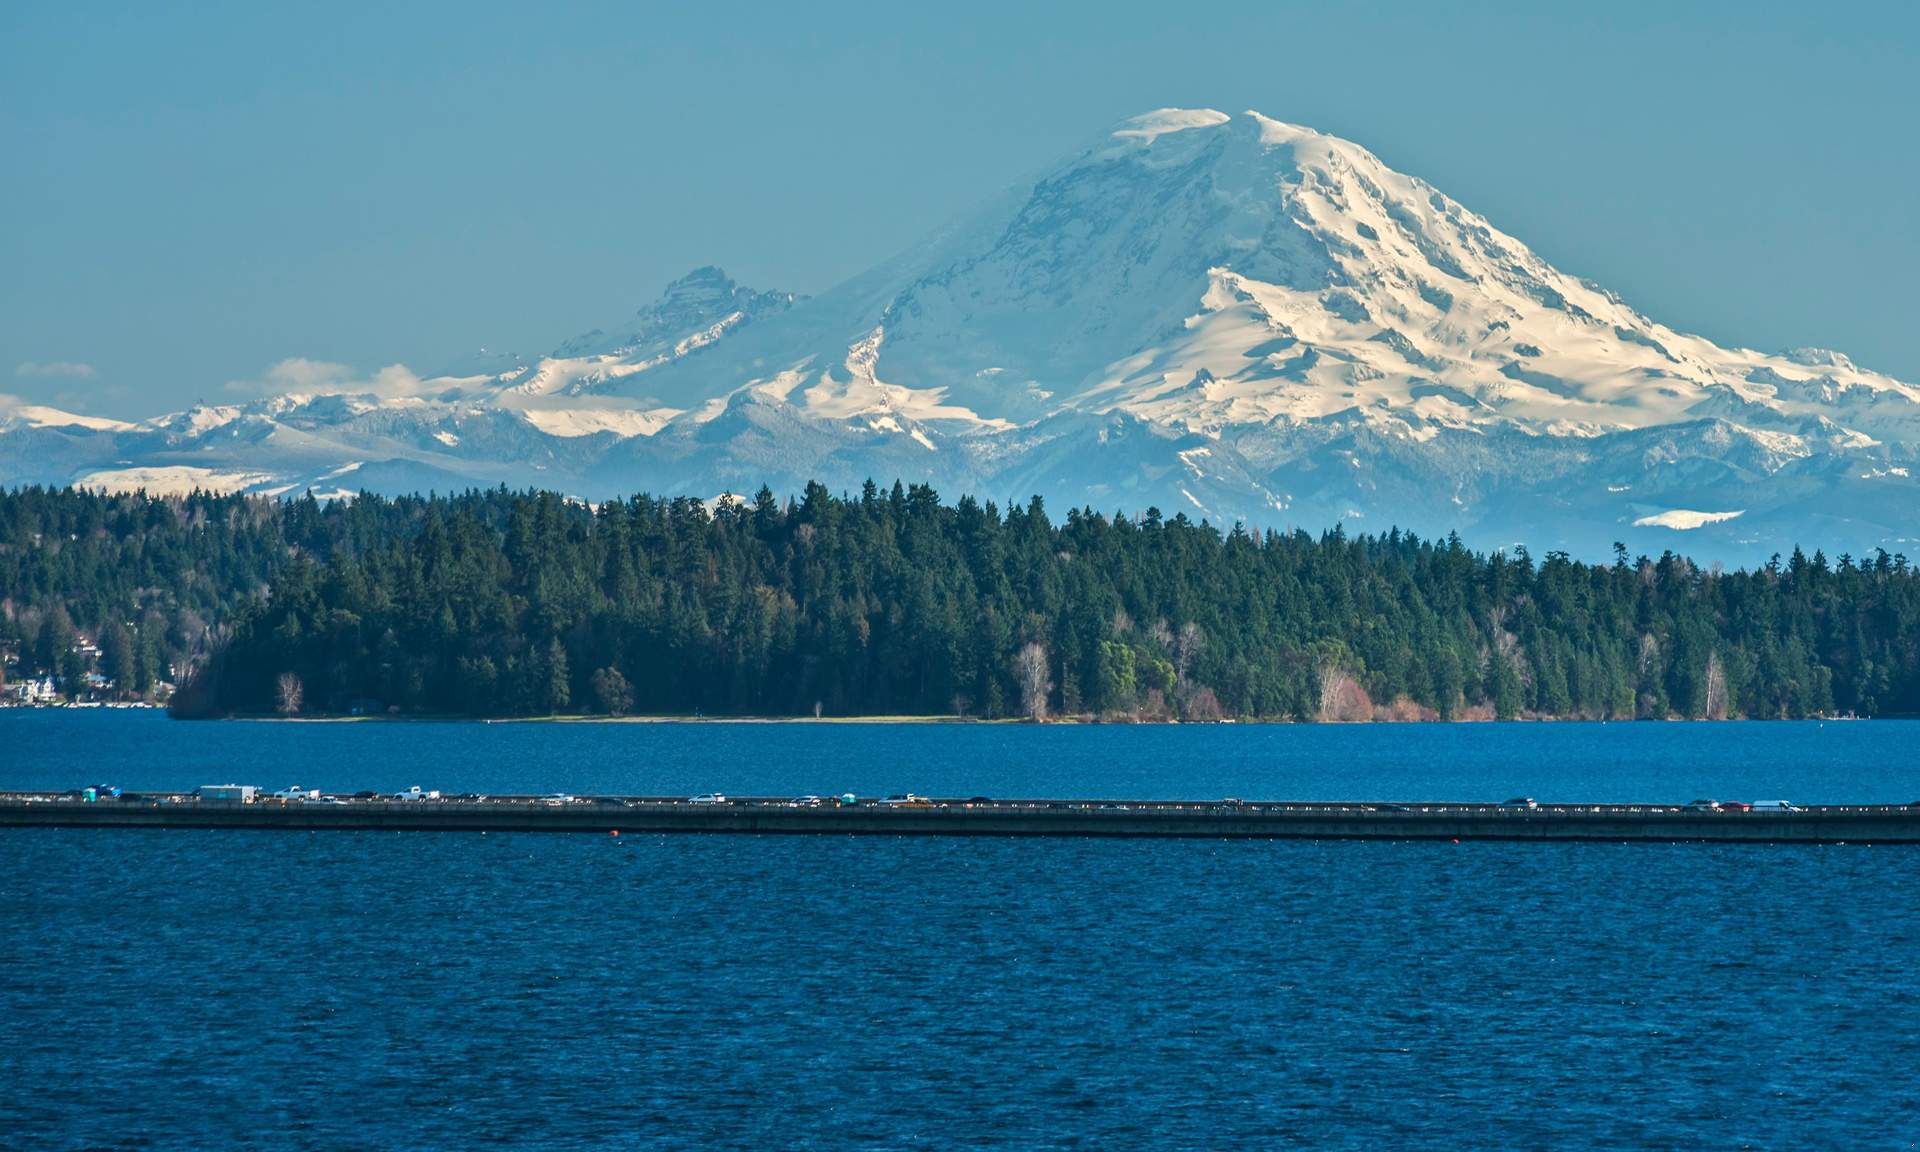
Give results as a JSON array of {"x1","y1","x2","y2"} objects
[
  {"x1": 687, "y1": 793, "x2": 727, "y2": 804},
  {"x1": 542, "y1": 793, "x2": 574, "y2": 807}
]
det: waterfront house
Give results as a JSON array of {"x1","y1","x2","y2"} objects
[{"x1": 6, "y1": 677, "x2": 58, "y2": 705}]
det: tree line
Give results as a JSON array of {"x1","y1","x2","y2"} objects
[
  {"x1": 0, "y1": 485, "x2": 462, "y2": 703},
  {"x1": 2, "y1": 483, "x2": 1915, "y2": 720}
]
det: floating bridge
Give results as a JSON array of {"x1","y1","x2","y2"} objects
[{"x1": 4, "y1": 794, "x2": 1918, "y2": 842}]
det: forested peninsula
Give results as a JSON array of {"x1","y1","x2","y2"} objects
[{"x1": 2, "y1": 484, "x2": 1916, "y2": 722}]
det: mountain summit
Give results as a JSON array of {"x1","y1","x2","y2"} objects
[{"x1": 7, "y1": 109, "x2": 1916, "y2": 559}]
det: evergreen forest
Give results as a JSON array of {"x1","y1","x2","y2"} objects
[{"x1": 1, "y1": 483, "x2": 1915, "y2": 722}]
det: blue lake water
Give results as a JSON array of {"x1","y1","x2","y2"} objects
[
  {"x1": 4, "y1": 709, "x2": 1920, "y2": 803},
  {"x1": 5, "y1": 712, "x2": 1920, "y2": 1148}
]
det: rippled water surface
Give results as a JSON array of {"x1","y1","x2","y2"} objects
[
  {"x1": 5, "y1": 713, "x2": 1920, "y2": 1148},
  {"x1": 5, "y1": 709, "x2": 1920, "y2": 803}
]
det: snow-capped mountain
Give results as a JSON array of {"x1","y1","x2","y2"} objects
[{"x1": 6, "y1": 108, "x2": 1917, "y2": 560}]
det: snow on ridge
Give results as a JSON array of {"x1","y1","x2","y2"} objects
[
  {"x1": 518, "y1": 406, "x2": 679, "y2": 439},
  {"x1": 798, "y1": 325, "x2": 1014, "y2": 429},
  {"x1": 1242, "y1": 109, "x2": 1325, "y2": 147},
  {"x1": 1633, "y1": 509, "x2": 1746, "y2": 530},
  {"x1": 6, "y1": 405, "x2": 137, "y2": 432},
  {"x1": 159, "y1": 405, "x2": 246, "y2": 435},
  {"x1": 1112, "y1": 108, "x2": 1230, "y2": 142},
  {"x1": 75, "y1": 465, "x2": 280, "y2": 496},
  {"x1": 671, "y1": 312, "x2": 746, "y2": 357},
  {"x1": 503, "y1": 355, "x2": 655, "y2": 397},
  {"x1": 511, "y1": 311, "x2": 756, "y2": 398}
]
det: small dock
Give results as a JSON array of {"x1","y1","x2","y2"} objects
[{"x1": 3, "y1": 794, "x2": 1919, "y2": 842}]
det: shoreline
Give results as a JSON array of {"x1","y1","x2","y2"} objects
[
  {"x1": 5, "y1": 706, "x2": 1892, "y2": 725},
  {"x1": 170, "y1": 712, "x2": 1883, "y2": 726}
]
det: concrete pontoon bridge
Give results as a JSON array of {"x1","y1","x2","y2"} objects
[{"x1": 4, "y1": 792, "x2": 1919, "y2": 842}]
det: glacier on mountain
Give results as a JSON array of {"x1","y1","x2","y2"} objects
[{"x1": 4, "y1": 109, "x2": 1916, "y2": 561}]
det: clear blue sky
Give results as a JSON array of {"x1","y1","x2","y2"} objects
[{"x1": 3, "y1": 1, "x2": 1916, "y2": 416}]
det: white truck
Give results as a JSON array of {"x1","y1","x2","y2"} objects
[{"x1": 392, "y1": 786, "x2": 441, "y2": 802}]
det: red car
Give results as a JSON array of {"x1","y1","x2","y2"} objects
[{"x1": 1720, "y1": 801, "x2": 1753, "y2": 812}]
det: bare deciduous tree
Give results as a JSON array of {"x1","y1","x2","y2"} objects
[
  {"x1": 1638, "y1": 633, "x2": 1661, "y2": 678},
  {"x1": 1317, "y1": 655, "x2": 1374, "y2": 722},
  {"x1": 1016, "y1": 642, "x2": 1051, "y2": 722},
  {"x1": 1705, "y1": 652, "x2": 1729, "y2": 720},
  {"x1": 1174, "y1": 622, "x2": 1205, "y2": 678},
  {"x1": 275, "y1": 671, "x2": 303, "y2": 716},
  {"x1": 1486, "y1": 606, "x2": 1529, "y2": 684},
  {"x1": 1140, "y1": 687, "x2": 1170, "y2": 721},
  {"x1": 1183, "y1": 684, "x2": 1224, "y2": 722},
  {"x1": 1318, "y1": 661, "x2": 1355, "y2": 722}
]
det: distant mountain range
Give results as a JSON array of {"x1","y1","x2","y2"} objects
[{"x1": 6, "y1": 107, "x2": 1917, "y2": 561}]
